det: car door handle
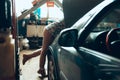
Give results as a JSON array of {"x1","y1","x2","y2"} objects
[{"x1": 98, "y1": 64, "x2": 120, "y2": 69}]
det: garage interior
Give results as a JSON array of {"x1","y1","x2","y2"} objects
[
  {"x1": 18, "y1": 0, "x2": 62, "y2": 80},
  {"x1": 2, "y1": 0, "x2": 119, "y2": 80},
  {"x1": 18, "y1": 0, "x2": 103, "y2": 80},
  {"x1": 18, "y1": 0, "x2": 63, "y2": 50}
]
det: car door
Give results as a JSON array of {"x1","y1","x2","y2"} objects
[
  {"x1": 75, "y1": 2, "x2": 120, "y2": 80},
  {"x1": 77, "y1": 47, "x2": 120, "y2": 80},
  {"x1": 58, "y1": 28, "x2": 120, "y2": 80},
  {"x1": 57, "y1": 29, "x2": 95, "y2": 80}
]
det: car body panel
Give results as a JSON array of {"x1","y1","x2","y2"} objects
[{"x1": 59, "y1": 47, "x2": 81, "y2": 80}]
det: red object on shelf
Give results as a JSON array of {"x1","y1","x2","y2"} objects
[{"x1": 47, "y1": 1, "x2": 54, "y2": 7}]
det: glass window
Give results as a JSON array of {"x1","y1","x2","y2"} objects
[
  {"x1": 84, "y1": 5, "x2": 120, "y2": 54},
  {"x1": 93, "y1": 7, "x2": 120, "y2": 32}
]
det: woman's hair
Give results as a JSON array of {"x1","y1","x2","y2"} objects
[{"x1": 62, "y1": 0, "x2": 103, "y2": 27}]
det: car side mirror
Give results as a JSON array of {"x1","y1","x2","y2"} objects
[{"x1": 58, "y1": 28, "x2": 78, "y2": 47}]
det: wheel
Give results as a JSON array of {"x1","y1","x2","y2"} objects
[{"x1": 47, "y1": 53, "x2": 57, "y2": 80}]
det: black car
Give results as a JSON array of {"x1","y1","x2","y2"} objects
[{"x1": 47, "y1": 0, "x2": 120, "y2": 80}]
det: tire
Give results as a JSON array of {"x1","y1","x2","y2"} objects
[{"x1": 47, "y1": 53, "x2": 57, "y2": 80}]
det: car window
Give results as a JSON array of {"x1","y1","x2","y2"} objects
[
  {"x1": 83, "y1": 4, "x2": 120, "y2": 54},
  {"x1": 93, "y1": 7, "x2": 120, "y2": 32}
]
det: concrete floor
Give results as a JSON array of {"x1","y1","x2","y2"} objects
[{"x1": 19, "y1": 49, "x2": 48, "y2": 80}]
